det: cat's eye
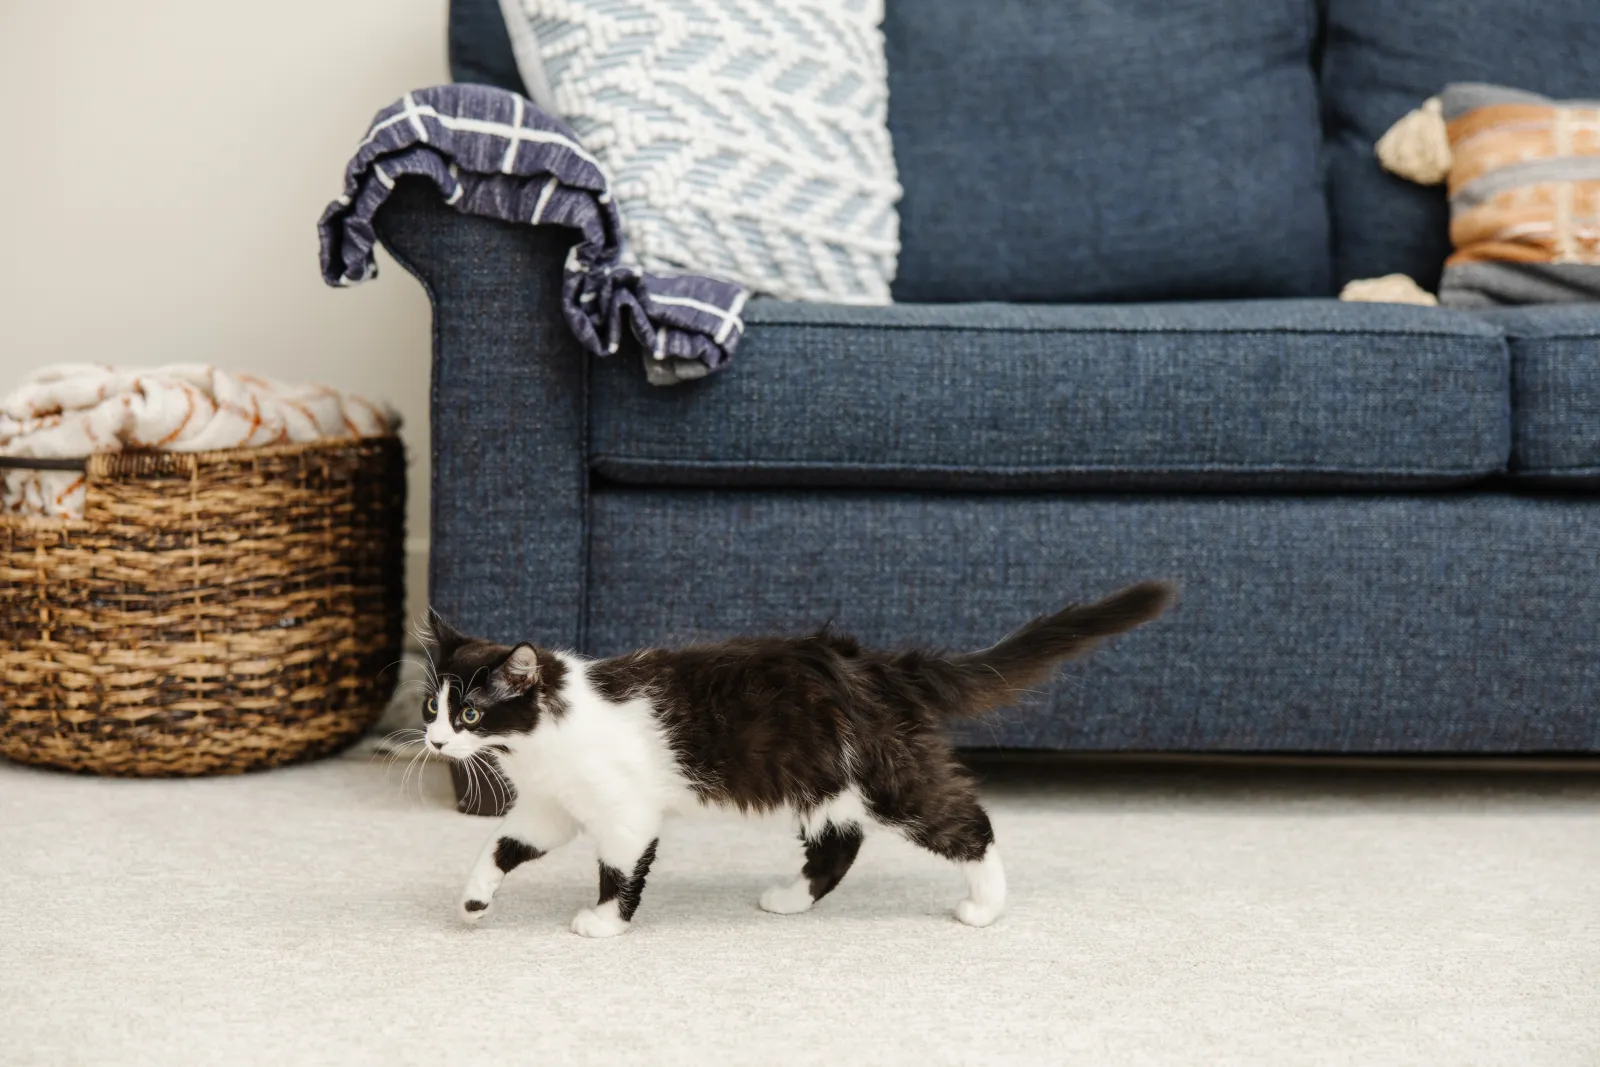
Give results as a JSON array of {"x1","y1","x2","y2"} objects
[
  {"x1": 423, "y1": 696, "x2": 438, "y2": 722},
  {"x1": 461, "y1": 705, "x2": 481, "y2": 726}
]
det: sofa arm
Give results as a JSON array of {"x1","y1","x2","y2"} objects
[{"x1": 375, "y1": 178, "x2": 587, "y2": 648}]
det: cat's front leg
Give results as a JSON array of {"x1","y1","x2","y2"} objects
[
  {"x1": 459, "y1": 796, "x2": 577, "y2": 923},
  {"x1": 570, "y1": 829, "x2": 660, "y2": 938}
]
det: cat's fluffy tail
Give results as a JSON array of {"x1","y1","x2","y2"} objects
[{"x1": 936, "y1": 581, "x2": 1176, "y2": 715}]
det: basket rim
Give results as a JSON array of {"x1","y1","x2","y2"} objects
[
  {"x1": 0, "y1": 435, "x2": 402, "y2": 477},
  {"x1": 0, "y1": 435, "x2": 403, "y2": 531},
  {"x1": 84, "y1": 435, "x2": 402, "y2": 478}
]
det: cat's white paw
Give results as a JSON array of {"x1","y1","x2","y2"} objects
[
  {"x1": 759, "y1": 879, "x2": 814, "y2": 915},
  {"x1": 570, "y1": 905, "x2": 630, "y2": 938},
  {"x1": 459, "y1": 867, "x2": 502, "y2": 923},
  {"x1": 954, "y1": 898, "x2": 1002, "y2": 928}
]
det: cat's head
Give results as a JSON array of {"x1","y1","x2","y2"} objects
[{"x1": 418, "y1": 609, "x2": 568, "y2": 759}]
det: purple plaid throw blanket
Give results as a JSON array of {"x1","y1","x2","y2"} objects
[{"x1": 319, "y1": 85, "x2": 748, "y2": 385}]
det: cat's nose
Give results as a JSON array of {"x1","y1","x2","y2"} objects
[{"x1": 429, "y1": 739, "x2": 445, "y2": 751}]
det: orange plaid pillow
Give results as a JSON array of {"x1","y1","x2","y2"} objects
[{"x1": 1360, "y1": 83, "x2": 1600, "y2": 307}]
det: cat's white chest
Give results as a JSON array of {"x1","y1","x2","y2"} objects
[{"x1": 498, "y1": 670, "x2": 698, "y2": 830}]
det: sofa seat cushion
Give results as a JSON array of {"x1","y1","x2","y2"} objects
[
  {"x1": 585, "y1": 490, "x2": 1600, "y2": 751},
  {"x1": 590, "y1": 300, "x2": 1511, "y2": 491},
  {"x1": 1473, "y1": 306, "x2": 1600, "y2": 482}
]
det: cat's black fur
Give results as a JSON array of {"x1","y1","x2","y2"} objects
[
  {"x1": 801, "y1": 824, "x2": 865, "y2": 903},
  {"x1": 579, "y1": 580, "x2": 1174, "y2": 821}
]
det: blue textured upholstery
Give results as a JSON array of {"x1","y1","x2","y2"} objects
[
  {"x1": 587, "y1": 490, "x2": 1600, "y2": 752},
  {"x1": 1473, "y1": 307, "x2": 1600, "y2": 482},
  {"x1": 376, "y1": 182, "x2": 587, "y2": 649},
  {"x1": 593, "y1": 300, "x2": 1510, "y2": 490},
  {"x1": 885, "y1": 0, "x2": 1329, "y2": 302},
  {"x1": 448, "y1": 0, "x2": 523, "y2": 92},
  {"x1": 1322, "y1": 0, "x2": 1600, "y2": 290},
  {"x1": 418, "y1": 7, "x2": 1600, "y2": 753}
]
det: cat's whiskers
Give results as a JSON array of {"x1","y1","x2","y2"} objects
[
  {"x1": 394, "y1": 742, "x2": 419, "y2": 796},
  {"x1": 458, "y1": 753, "x2": 478, "y2": 812},
  {"x1": 410, "y1": 626, "x2": 441, "y2": 691},
  {"x1": 398, "y1": 739, "x2": 437, "y2": 805},
  {"x1": 461, "y1": 751, "x2": 495, "y2": 814},
  {"x1": 470, "y1": 754, "x2": 489, "y2": 811},
  {"x1": 370, "y1": 728, "x2": 425, "y2": 765},
  {"x1": 377, "y1": 656, "x2": 416, "y2": 681}
]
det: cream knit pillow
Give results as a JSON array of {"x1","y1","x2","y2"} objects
[{"x1": 501, "y1": 0, "x2": 902, "y2": 304}]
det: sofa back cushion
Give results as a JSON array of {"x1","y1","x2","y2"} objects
[
  {"x1": 449, "y1": 0, "x2": 524, "y2": 93},
  {"x1": 1322, "y1": 0, "x2": 1600, "y2": 291},
  {"x1": 885, "y1": 0, "x2": 1330, "y2": 303},
  {"x1": 450, "y1": 0, "x2": 1331, "y2": 305}
]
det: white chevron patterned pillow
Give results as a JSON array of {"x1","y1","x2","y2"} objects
[{"x1": 500, "y1": 0, "x2": 902, "y2": 305}]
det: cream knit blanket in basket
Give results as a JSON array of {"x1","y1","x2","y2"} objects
[{"x1": 0, "y1": 364, "x2": 397, "y2": 519}]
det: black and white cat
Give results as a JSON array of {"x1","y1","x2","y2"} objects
[{"x1": 419, "y1": 582, "x2": 1173, "y2": 937}]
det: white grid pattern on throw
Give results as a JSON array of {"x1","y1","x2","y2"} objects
[{"x1": 510, "y1": 0, "x2": 901, "y2": 305}]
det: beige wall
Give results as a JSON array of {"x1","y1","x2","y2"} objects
[{"x1": 0, "y1": 0, "x2": 450, "y2": 624}]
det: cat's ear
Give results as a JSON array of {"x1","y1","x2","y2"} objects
[
  {"x1": 495, "y1": 643, "x2": 543, "y2": 693},
  {"x1": 423, "y1": 608, "x2": 468, "y2": 657}
]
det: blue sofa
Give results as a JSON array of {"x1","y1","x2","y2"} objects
[{"x1": 379, "y1": 0, "x2": 1600, "y2": 754}]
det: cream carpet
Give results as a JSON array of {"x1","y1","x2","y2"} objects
[{"x1": 1, "y1": 750, "x2": 1596, "y2": 1066}]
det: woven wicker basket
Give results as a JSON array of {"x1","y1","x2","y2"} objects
[{"x1": 0, "y1": 439, "x2": 405, "y2": 776}]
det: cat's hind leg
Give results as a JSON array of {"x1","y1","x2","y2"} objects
[
  {"x1": 869, "y1": 775, "x2": 1005, "y2": 927},
  {"x1": 952, "y1": 842, "x2": 1006, "y2": 929},
  {"x1": 460, "y1": 795, "x2": 577, "y2": 923},
  {"x1": 760, "y1": 821, "x2": 865, "y2": 915}
]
